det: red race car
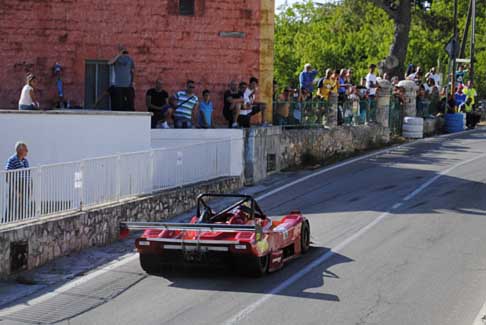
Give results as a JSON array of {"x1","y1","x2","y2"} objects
[{"x1": 120, "y1": 193, "x2": 310, "y2": 276}]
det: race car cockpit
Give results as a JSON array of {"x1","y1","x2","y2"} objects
[{"x1": 196, "y1": 194, "x2": 268, "y2": 225}]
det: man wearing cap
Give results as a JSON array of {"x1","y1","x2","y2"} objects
[{"x1": 299, "y1": 64, "x2": 318, "y2": 94}]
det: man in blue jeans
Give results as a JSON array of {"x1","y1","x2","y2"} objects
[{"x1": 173, "y1": 80, "x2": 199, "y2": 129}]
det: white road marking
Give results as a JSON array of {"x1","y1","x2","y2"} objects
[
  {"x1": 392, "y1": 203, "x2": 403, "y2": 210},
  {"x1": 224, "y1": 153, "x2": 486, "y2": 325},
  {"x1": 1, "y1": 128, "x2": 482, "y2": 317},
  {"x1": 256, "y1": 127, "x2": 482, "y2": 203},
  {"x1": 473, "y1": 300, "x2": 486, "y2": 325}
]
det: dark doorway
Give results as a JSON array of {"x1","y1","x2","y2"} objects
[{"x1": 85, "y1": 60, "x2": 110, "y2": 110}]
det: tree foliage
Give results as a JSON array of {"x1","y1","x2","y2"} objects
[{"x1": 274, "y1": 0, "x2": 486, "y2": 96}]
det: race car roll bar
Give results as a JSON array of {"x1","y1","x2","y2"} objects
[{"x1": 196, "y1": 193, "x2": 266, "y2": 222}]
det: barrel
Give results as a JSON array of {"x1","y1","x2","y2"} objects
[
  {"x1": 402, "y1": 117, "x2": 424, "y2": 139},
  {"x1": 445, "y1": 113, "x2": 465, "y2": 133}
]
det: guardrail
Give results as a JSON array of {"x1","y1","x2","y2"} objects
[
  {"x1": 0, "y1": 140, "x2": 233, "y2": 225},
  {"x1": 272, "y1": 98, "x2": 378, "y2": 127}
]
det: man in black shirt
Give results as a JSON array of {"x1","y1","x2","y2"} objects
[
  {"x1": 146, "y1": 79, "x2": 170, "y2": 128},
  {"x1": 223, "y1": 80, "x2": 244, "y2": 128}
]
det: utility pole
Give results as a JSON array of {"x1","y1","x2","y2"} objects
[
  {"x1": 459, "y1": 0, "x2": 472, "y2": 59},
  {"x1": 470, "y1": 0, "x2": 476, "y2": 83},
  {"x1": 451, "y1": 0, "x2": 458, "y2": 95}
]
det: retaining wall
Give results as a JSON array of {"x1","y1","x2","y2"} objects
[{"x1": 244, "y1": 125, "x2": 391, "y2": 185}]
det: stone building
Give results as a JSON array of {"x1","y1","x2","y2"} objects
[{"x1": 0, "y1": 0, "x2": 275, "y2": 121}]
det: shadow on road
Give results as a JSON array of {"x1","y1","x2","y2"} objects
[
  {"x1": 158, "y1": 246, "x2": 353, "y2": 303},
  {"x1": 262, "y1": 131, "x2": 486, "y2": 219}
]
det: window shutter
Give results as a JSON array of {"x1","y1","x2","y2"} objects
[{"x1": 179, "y1": 0, "x2": 195, "y2": 16}]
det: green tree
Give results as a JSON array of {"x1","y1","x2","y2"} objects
[{"x1": 274, "y1": 0, "x2": 486, "y2": 96}]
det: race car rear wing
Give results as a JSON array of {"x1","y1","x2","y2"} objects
[{"x1": 119, "y1": 221, "x2": 263, "y2": 241}]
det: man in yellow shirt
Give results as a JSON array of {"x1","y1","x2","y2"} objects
[
  {"x1": 463, "y1": 80, "x2": 479, "y2": 128},
  {"x1": 463, "y1": 80, "x2": 477, "y2": 109}
]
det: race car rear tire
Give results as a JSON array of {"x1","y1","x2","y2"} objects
[
  {"x1": 140, "y1": 254, "x2": 161, "y2": 275},
  {"x1": 236, "y1": 255, "x2": 269, "y2": 277},
  {"x1": 301, "y1": 221, "x2": 311, "y2": 254}
]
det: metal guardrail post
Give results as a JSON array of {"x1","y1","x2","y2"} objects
[
  {"x1": 149, "y1": 151, "x2": 155, "y2": 194},
  {"x1": 215, "y1": 142, "x2": 219, "y2": 180},
  {"x1": 116, "y1": 155, "x2": 121, "y2": 202},
  {"x1": 34, "y1": 167, "x2": 42, "y2": 217},
  {"x1": 79, "y1": 161, "x2": 85, "y2": 210},
  {"x1": 177, "y1": 151, "x2": 183, "y2": 187}
]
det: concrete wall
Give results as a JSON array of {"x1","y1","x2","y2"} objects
[
  {"x1": 0, "y1": 111, "x2": 151, "y2": 166},
  {"x1": 0, "y1": 0, "x2": 274, "y2": 123},
  {"x1": 0, "y1": 177, "x2": 242, "y2": 278},
  {"x1": 244, "y1": 126, "x2": 282, "y2": 185},
  {"x1": 151, "y1": 129, "x2": 244, "y2": 177}
]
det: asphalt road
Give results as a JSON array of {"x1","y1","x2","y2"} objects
[{"x1": 2, "y1": 129, "x2": 486, "y2": 325}]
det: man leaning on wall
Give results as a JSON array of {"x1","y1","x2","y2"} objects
[{"x1": 4, "y1": 142, "x2": 31, "y2": 222}]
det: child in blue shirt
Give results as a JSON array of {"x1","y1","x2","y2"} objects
[{"x1": 198, "y1": 89, "x2": 214, "y2": 128}]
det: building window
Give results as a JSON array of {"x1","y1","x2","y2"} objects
[
  {"x1": 179, "y1": 0, "x2": 195, "y2": 16},
  {"x1": 85, "y1": 60, "x2": 110, "y2": 109}
]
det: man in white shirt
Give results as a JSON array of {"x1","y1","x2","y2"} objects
[
  {"x1": 238, "y1": 77, "x2": 266, "y2": 128},
  {"x1": 365, "y1": 64, "x2": 378, "y2": 98},
  {"x1": 428, "y1": 67, "x2": 441, "y2": 87}
]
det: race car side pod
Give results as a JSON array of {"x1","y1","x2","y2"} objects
[{"x1": 119, "y1": 221, "x2": 264, "y2": 241}]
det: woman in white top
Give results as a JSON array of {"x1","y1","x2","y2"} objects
[{"x1": 18, "y1": 74, "x2": 39, "y2": 110}]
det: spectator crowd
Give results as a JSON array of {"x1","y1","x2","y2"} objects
[
  {"x1": 272, "y1": 62, "x2": 479, "y2": 128},
  {"x1": 16, "y1": 45, "x2": 479, "y2": 129},
  {"x1": 17, "y1": 45, "x2": 268, "y2": 130}
]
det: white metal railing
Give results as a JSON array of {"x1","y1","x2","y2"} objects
[{"x1": 0, "y1": 140, "x2": 234, "y2": 225}]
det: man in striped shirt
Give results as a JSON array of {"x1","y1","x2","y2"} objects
[
  {"x1": 173, "y1": 80, "x2": 199, "y2": 129},
  {"x1": 5, "y1": 142, "x2": 29, "y2": 170}
]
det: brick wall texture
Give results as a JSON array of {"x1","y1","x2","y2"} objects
[{"x1": 0, "y1": 0, "x2": 268, "y2": 121}]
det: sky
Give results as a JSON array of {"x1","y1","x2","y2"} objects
[
  {"x1": 275, "y1": 0, "x2": 327, "y2": 11},
  {"x1": 276, "y1": 0, "x2": 302, "y2": 9},
  {"x1": 275, "y1": 0, "x2": 297, "y2": 8}
]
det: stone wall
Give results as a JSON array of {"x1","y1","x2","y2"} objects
[
  {"x1": 243, "y1": 125, "x2": 390, "y2": 185},
  {"x1": 0, "y1": 177, "x2": 242, "y2": 278},
  {"x1": 280, "y1": 125, "x2": 391, "y2": 169}
]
